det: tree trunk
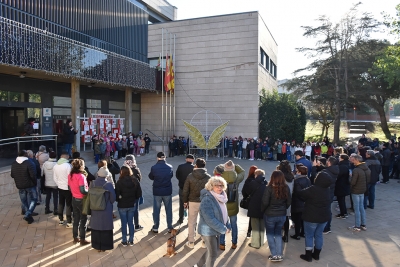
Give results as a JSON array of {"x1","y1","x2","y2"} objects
[
  {"x1": 333, "y1": 74, "x2": 341, "y2": 143},
  {"x1": 376, "y1": 105, "x2": 391, "y2": 139}
]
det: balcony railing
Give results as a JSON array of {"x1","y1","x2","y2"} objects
[{"x1": 0, "y1": 17, "x2": 156, "y2": 91}]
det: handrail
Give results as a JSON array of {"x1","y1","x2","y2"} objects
[
  {"x1": 0, "y1": 135, "x2": 58, "y2": 156},
  {"x1": 145, "y1": 129, "x2": 165, "y2": 154}
]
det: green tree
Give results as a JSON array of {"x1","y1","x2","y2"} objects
[{"x1": 259, "y1": 89, "x2": 306, "y2": 143}]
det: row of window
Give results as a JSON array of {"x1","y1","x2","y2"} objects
[{"x1": 260, "y1": 48, "x2": 277, "y2": 78}]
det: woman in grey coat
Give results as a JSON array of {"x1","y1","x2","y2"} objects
[{"x1": 90, "y1": 167, "x2": 116, "y2": 252}]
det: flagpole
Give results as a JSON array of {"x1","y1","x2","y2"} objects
[
  {"x1": 165, "y1": 31, "x2": 169, "y2": 140},
  {"x1": 173, "y1": 34, "x2": 176, "y2": 136},
  {"x1": 161, "y1": 28, "x2": 164, "y2": 142},
  {"x1": 169, "y1": 33, "x2": 172, "y2": 138}
]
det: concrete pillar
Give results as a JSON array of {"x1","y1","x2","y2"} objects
[
  {"x1": 125, "y1": 88, "x2": 133, "y2": 133},
  {"x1": 71, "y1": 79, "x2": 80, "y2": 152}
]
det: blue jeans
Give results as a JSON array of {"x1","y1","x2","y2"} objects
[
  {"x1": 152, "y1": 195, "x2": 173, "y2": 230},
  {"x1": 364, "y1": 184, "x2": 375, "y2": 209},
  {"x1": 304, "y1": 221, "x2": 327, "y2": 250},
  {"x1": 264, "y1": 215, "x2": 286, "y2": 256},
  {"x1": 237, "y1": 150, "x2": 242, "y2": 158},
  {"x1": 229, "y1": 147, "x2": 233, "y2": 157},
  {"x1": 220, "y1": 215, "x2": 237, "y2": 245},
  {"x1": 352, "y1": 194, "x2": 366, "y2": 227},
  {"x1": 19, "y1": 186, "x2": 37, "y2": 218},
  {"x1": 134, "y1": 198, "x2": 139, "y2": 226},
  {"x1": 64, "y1": 143, "x2": 73, "y2": 157},
  {"x1": 119, "y1": 207, "x2": 135, "y2": 243}
]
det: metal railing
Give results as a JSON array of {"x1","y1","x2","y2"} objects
[{"x1": 0, "y1": 135, "x2": 58, "y2": 154}]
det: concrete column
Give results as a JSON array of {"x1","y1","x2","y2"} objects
[
  {"x1": 125, "y1": 88, "x2": 132, "y2": 133},
  {"x1": 71, "y1": 79, "x2": 80, "y2": 152}
]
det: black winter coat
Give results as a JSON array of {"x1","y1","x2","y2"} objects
[
  {"x1": 261, "y1": 184, "x2": 291, "y2": 217},
  {"x1": 242, "y1": 175, "x2": 267, "y2": 219},
  {"x1": 365, "y1": 156, "x2": 381, "y2": 184},
  {"x1": 176, "y1": 162, "x2": 194, "y2": 190},
  {"x1": 322, "y1": 165, "x2": 339, "y2": 202},
  {"x1": 11, "y1": 158, "x2": 37, "y2": 189},
  {"x1": 382, "y1": 148, "x2": 391, "y2": 166},
  {"x1": 299, "y1": 172, "x2": 331, "y2": 223},
  {"x1": 63, "y1": 124, "x2": 76, "y2": 144},
  {"x1": 115, "y1": 176, "x2": 142, "y2": 208},
  {"x1": 291, "y1": 175, "x2": 311, "y2": 213},
  {"x1": 335, "y1": 160, "x2": 351, "y2": 197}
]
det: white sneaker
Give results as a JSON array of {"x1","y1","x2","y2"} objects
[
  {"x1": 66, "y1": 223, "x2": 72, "y2": 228},
  {"x1": 185, "y1": 241, "x2": 194, "y2": 249},
  {"x1": 59, "y1": 220, "x2": 64, "y2": 225},
  {"x1": 201, "y1": 241, "x2": 206, "y2": 248}
]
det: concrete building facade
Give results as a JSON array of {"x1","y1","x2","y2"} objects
[{"x1": 143, "y1": 11, "x2": 278, "y2": 138}]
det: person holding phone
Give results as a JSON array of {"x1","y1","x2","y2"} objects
[{"x1": 63, "y1": 119, "x2": 78, "y2": 158}]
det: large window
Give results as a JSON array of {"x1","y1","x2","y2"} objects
[
  {"x1": 259, "y1": 47, "x2": 277, "y2": 79},
  {"x1": 0, "y1": 91, "x2": 41, "y2": 103}
]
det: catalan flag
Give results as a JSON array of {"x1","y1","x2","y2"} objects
[
  {"x1": 164, "y1": 53, "x2": 171, "y2": 92},
  {"x1": 170, "y1": 55, "x2": 175, "y2": 94}
]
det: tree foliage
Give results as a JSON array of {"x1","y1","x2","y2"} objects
[{"x1": 259, "y1": 89, "x2": 306, "y2": 143}]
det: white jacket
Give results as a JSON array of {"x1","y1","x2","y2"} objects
[
  {"x1": 53, "y1": 158, "x2": 71, "y2": 190},
  {"x1": 42, "y1": 159, "x2": 58, "y2": 188},
  {"x1": 305, "y1": 146, "x2": 312, "y2": 157}
]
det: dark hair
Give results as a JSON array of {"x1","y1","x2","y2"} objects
[
  {"x1": 327, "y1": 156, "x2": 338, "y2": 166},
  {"x1": 72, "y1": 152, "x2": 81, "y2": 159},
  {"x1": 49, "y1": 151, "x2": 57, "y2": 158},
  {"x1": 268, "y1": 170, "x2": 288, "y2": 200},
  {"x1": 27, "y1": 118, "x2": 35, "y2": 123},
  {"x1": 340, "y1": 154, "x2": 349, "y2": 160},
  {"x1": 277, "y1": 160, "x2": 292, "y2": 174},
  {"x1": 66, "y1": 118, "x2": 72, "y2": 124},
  {"x1": 294, "y1": 150, "x2": 303, "y2": 157},
  {"x1": 296, "y1": 164, "x2": 308, "y2": 175},
  {"x1": 18, "y1": 150, "x2": 27, "y2": 157},
  {"x1": 69, "y1": 159, "x2": 84, "y2": 178},
  {"x1": 61, "y1": 150, "x2": 69, "y2": 156},
  {"x1": 195, "y1": 158, "x2": 206, "y2": 168},
  {"x1": 120, "y1": 166, "x2": 133, "y2": 178}
]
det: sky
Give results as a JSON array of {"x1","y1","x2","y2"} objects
[{"x1": 167, "y1": 0, "x2": 398, "y2": 80}]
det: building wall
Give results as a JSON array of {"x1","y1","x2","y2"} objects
[
  {"x1": 142, "y1": 0, "x2": 177, "y2": 21},
  {"x1": 258, "y1": 15, "x2": 278, "y2": 94},
  {"x1": 144, "y1": 12, "x2": 277, "y2": 139}
]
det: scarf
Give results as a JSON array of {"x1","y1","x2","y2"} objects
[{"x1": 210, "y1": 190, "x2": 229, "y2": 224}]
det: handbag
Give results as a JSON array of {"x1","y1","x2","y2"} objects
[
  {"x1": 139, "y1": 196, "x2": 144, "y2": 205},
  {"x1": 240, "y1": 183, "x2": 263, "y2": 209},
  {"x1": 82, "y1": 194, "x2": 91, "y2": 215}
]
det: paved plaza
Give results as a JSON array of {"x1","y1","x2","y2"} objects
[{"x1": 1, "y1": 151, "x2": 400, "y2": 267}]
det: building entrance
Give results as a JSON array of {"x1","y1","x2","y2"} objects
[{"x1": 0, "y1": 108, "x2": 25, "y2": 139}]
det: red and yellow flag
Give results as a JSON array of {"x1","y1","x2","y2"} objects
[
  {"x1": 164, "y1": 53, "x2": 171, "y2": 92},
  {"x1": 170, "y1": 55, "x2": 175, "y2": 94}
]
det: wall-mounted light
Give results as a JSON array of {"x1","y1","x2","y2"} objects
[
  {"x1": 88, "y1": 82, "x2": 95, "y2": 88},
  {"x1": 19, "y1": 71, "x2": 26, "y2": 78}
]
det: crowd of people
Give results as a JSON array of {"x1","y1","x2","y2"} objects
[{"x1": 9, "y1": 131, "x2": 394, "y2": 266}]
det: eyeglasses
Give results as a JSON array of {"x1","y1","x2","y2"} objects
[{"x1": 214, "y1": 184, "x2": 224, "y2": 188}]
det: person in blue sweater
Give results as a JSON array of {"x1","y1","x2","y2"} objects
[{"x1": 294, "y1": 151, "x2": 313, "y2": 178}]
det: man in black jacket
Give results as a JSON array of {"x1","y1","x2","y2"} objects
[
  {"x1": 175, "y1": 154, "x2": 194, "y2": 224},
  {"x1": 381, "y1": 142, "x2": 391, "y2": 184},
  {"x1": 365, "y1": 150, "x2": 381, "y2": 209},
  {"x1": 321, "y1": 157, "x2": 339, "y2": 234},
  {"x1": 63, "y1": 118, "x2": 77, "y2": 158},
  {"x1": 11, "y1": 150, "x2": 38, "y2": 224}
]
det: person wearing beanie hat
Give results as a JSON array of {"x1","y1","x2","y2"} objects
[
  {"x1": 123, "y1": 154, "x2": 144, "y2": 231},
  {"x1": 148, "y1": 151, "x2": 174, "y2": 233},
  {"x1": 219, "y1": 161, "x2": 245, "y2": 250},
  {"x1": 176, "y1": 154, "x2": 195, "y2": 224},
  {"x1": 90, "y1": 166, "x2": 116, "y2": 252},
  {"x1": 298, "y1": 171, "x2": 331, "y2": 262}
]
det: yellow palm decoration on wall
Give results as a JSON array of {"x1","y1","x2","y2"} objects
[{"x1": 183, "y1": 120, "x2": 229, "y2": 149}]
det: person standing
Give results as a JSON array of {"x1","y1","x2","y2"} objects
[
  {"x1": 364, "y1": 150, "x2": 381, "y2": 209},
  {"x1": 68, "y1": 159, "x2": 90, "y2": 246},
  {"x1": 381, "y1": 142, "x2": 391, "y2": 184},
  {"x1": 277, "y1": 160, "x2": 294, "y2": 243},
  {"x1": 148, "y1": 152, "x2": 174, "y2": 233},
  {"x1": 123, "y1": 155, "x2": 144, "y2": 231},
  {"x1": 27, "y1": 150, "x2": 42, "y2": 205},
  {"x1": 63, "y1": 119, "x2": 78, "y2": 158},
  {"x1": 90, "y1": 167, "x2": 116, "y2": 252},
  {"x1": 219, "y1": 160, "x2": 245, "y2": 250},
  {"x1": 261, "y1": 170, "x2": 292, "y2": 262},
  {"x1": 182, "y1": 158, "x2": 211, "y2": 248},
  {"x1": 144, "y1": 133, "x2": 151, "y2": 154},
  {"x1": 298, "y1": 172, "x2": 332, "y2": 262},
  {"x1": 115, "y1": 166, "x2": 142, "y2": 246},
  {"x1": 242, "y1": 169, "x2": 267, "y2": 248},
  {"x1": 348, "y1": 154, "x2": 370, "y2": 232},
  {"x1": 194, "y1": 176, "x2": 231, "y2": 267},
  {"x1": 321, "y1": 157, "x2": 339, "y2": 234},
  {"x1": 53, "y1": 151, "x2": 72, "y2": 227},
  {"x1": 42, "y1": 151, "x2": 58, "y2": 215},
  {"x1": 11, "y1": 150, "x2": 37, "y2": 224},
  {"x1": 176, "y1": 154, "x2": 195, "y2": 224},
  {"x1": 334, "y1": 154, "x2": 351, "y2": 219},
  {"x1": 290, "y1": 164, "x2": 311, "y2": 240}
]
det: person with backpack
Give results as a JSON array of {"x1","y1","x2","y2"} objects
[
  {"x1": 68, "y1": 159, "x2": 90, "y2": 246},
  {"x1": 219, "y1": 160, "x2": 245, "y2": 250},
  {"x1": 115, "y1": 166, "x2": 142, "y2": 247},
  {"x1": 90, "y1": 167, "x2": 116, "y2": 252}
]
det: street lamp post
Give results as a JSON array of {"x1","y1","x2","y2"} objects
[{"x1": 353, "y1": 107, "x2": 356, "y2": 121}]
